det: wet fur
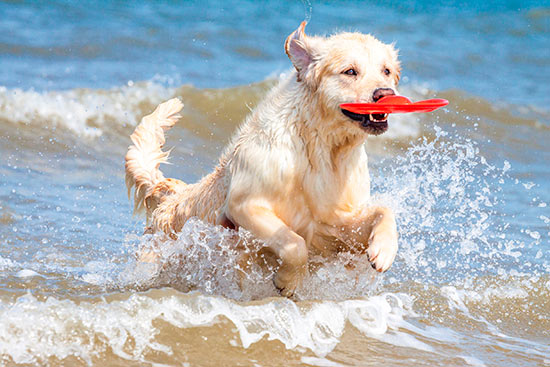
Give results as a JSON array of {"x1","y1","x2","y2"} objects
[{"x1": 125, "y1": 22, "x2": 400, "y2": 297}]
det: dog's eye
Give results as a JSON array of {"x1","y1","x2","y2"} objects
[
  {"x1": 384, "y1": 68, "x2": 391, "y2": 76},
  {"x1": 343, "y1": 68, "x2": 357, "y2": 76}
]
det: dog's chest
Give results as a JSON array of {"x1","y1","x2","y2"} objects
[{"x1": 304, "y1": 161, "x2": 371, "y2": 225}]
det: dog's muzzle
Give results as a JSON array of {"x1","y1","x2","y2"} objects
[{"x1": 341, "y1": 109, "x2": 389, "y2": 135}]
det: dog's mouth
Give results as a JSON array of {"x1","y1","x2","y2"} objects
[{"x1": 341, "y1": 109, "x2": 389, "y2": 135}]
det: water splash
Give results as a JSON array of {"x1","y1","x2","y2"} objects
[
  {"x1": 80, "y1": 123, "x2": 549, "y2": 304},
  {"x1": 115, "y1": 218, "x2": 381, "y2": 302},
  {"x1": 374, "y1": 126, "x2": 548, "y2": 284},
  {"x1": 301, "y1": 0, "x2": 313, "y2": 23}
]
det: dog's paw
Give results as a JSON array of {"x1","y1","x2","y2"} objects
[
  {"x1": 271, "y1": 240, "x2": 308, "y2": 298},
  {"x1": 273, "y1": 274, "x2": 299, "y2": 298},
  {"x1": 367, "y1": 230, "x2": 398, "y2": 272},
  {"x1": 273, "y1": 266, "x2": 306, "y2": 299}
]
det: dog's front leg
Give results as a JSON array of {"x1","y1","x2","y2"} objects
[
  {"x1": 228, "y1": 202, "x2": 308, "y2": 298},
  {"x1": 343, "y1": 206, "x2": 398, "y2": 272}
]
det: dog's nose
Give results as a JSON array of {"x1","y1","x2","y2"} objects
[{"x1": 373, "y1": 88, "x2": 395, "y2": 102}]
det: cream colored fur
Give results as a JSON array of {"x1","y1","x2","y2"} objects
[{"x1": 125, "y1": 22, "x2": 400, "y2": 297}]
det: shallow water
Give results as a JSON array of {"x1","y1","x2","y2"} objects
[{"x1": 1, "y1": 1, "x2": 549, "y2": 366}]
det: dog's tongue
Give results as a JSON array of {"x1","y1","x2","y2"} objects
[{"x1": 340, "y1": 95, "x2": 448, "y2": 114}]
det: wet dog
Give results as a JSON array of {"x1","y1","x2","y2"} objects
[{"x1": 125, "y1": 22, "x2": 400, "y2": 297}]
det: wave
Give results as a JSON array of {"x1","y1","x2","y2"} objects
[
  {"x1": 436, "y1": 88, "x2": 550, "y2": 131},
  {"x1": 2, "y1": 77, "x2": 545, "y2": 144},
  {"x1": 0, "y1": 290, "x2": 416, "y2": 365},
  {"x1": 0, "y1": 276, "x2": 547, "y2": 366},
  {"x1": 0, "y1": 81, "x2": 174, "y2": 138}
]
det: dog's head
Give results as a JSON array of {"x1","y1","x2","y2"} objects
[{"x1": 285, "y1": 22, "x2": 400, "y2": 136}]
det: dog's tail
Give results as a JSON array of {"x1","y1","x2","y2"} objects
[{"x1": 125, "y1": 98, "x2": 184, "y2": 215}]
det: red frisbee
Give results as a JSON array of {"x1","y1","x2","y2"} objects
[{"x1": 340, "y1": 95, "x2": 449, "y2": 114}]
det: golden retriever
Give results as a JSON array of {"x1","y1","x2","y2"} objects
[{"x1": 125, "y1": 22, "x2": 400, "y2": 297}]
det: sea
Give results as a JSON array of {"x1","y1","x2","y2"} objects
[{"x1": 0, "y1": 1, "x2": 549, "y2": 366}]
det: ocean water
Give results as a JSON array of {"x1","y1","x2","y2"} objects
[{"x1": 0, "y1": 1, "x2": 549, "y2": 366}]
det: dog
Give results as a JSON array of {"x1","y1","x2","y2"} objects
[{"x1": 125, "y1": 22, "x2": 400, "y2": 297}]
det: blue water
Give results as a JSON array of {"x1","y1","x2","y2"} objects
[{"x1": 1, "y1": 1, "x2": 549, "y2": 107}]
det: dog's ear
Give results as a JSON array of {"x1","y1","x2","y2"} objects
[{"x1": 285, "y1": 21, "x2": 314, "y2": 81}]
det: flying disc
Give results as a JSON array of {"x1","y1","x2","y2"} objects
[{"x1": 340, "y1": 95, "x2": 449, "y2": 114}]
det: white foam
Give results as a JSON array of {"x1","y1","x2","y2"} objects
[
  {"x1": 15, "y1": 269, "x2": 42, "y2": 278},
  {"x1": 460, "y1": 355, "x2": 487, "y2": 366},
  {"x1": 0, "y1": 293, "x2": 172, "y2": 365},
  {"x1": 345, "y1": 293, "x2": 434, "y2": 352},
  {"x1": 442, "y1": 282, "x2": 530, "y2": 312},
  {"x1": 0, "y1": 81, "x2": 174, "y2": 138},
  {"x1": 0, "y1": 291, "x2": 420, "y2": 364},
  {"x1": 0, "y1": 256, "x2": 17, "y2": 271}
]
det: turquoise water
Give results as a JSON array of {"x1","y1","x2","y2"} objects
[{"x1": 0, "y1": 1, "x2": 549, "y2": 366}]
